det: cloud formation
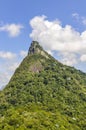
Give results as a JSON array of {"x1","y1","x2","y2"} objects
[
  {"x1": 0, "y1": 51, "x2": 16, "y2": 59},
  {"x1": 20, "y1": 50, "x2": 27, "y2": 57},
  {"x1": 0, "y1": 50, "x2": 27, "y2": 90},
  {"x1": 80, "y1": 54, "x2": 86, "y2": 62},
  {"x1": 30, "y1": 15, "x2": 86, "y2": 66},
  {"x1": 0, "y1": 23, "x2": 23, "y2": 37},
  {"x1": 72, "y1": 13, "x2": 86, "y2": 25}
]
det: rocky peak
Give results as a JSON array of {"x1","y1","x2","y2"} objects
[
  {"x1": 28, "y1": 41, "x2": 43, "y2": 55},
  {"x1": 28, "y1": 41, "x2": 49, "y2": 59}
]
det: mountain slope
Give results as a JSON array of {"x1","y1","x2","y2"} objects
[{"x1": 0, "y1": 41, "x2": 86, "y2": 130}]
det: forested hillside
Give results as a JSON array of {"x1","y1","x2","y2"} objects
[{"x1": 0, "y1": 41, "x2": 86, "y2": 130}]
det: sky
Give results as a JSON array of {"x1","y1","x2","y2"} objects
[{"x1": 0, "y1": 0, "x2": 86, "y2": 89}]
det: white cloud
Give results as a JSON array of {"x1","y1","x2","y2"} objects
[
  {"x1": 46, "y1": 50, "x2": 53, "y2": 56},
  {"x1": 30, "y1": 15, "x2": 86, "y2": 66},
  {"x1": 20, "y1": 50, "x2": 27, "y2": 57},
  {"x1": 8, "y1": 62, "x2": 20, "y2": 72},
  {"x1": 0, "y1": 54, "x2": 19, "y2": 89},
  {"x1": 72, "y1": 13, "x2": 79, "y2": 20},
  {"x1": 0, "y1": 23, "x2": 23, "y2": 37},
  {"x1": 60, "y1": 52, "x2": 78, "y2": 66},
  {"x1": 0, "y1": 72, "x2": 11, "y2": 89},
  {"x1": 80, "y1": 54, "x2": 86, "y2": 62},
  {"x1": 72, "y1": 13, "x2": 86, "y2": 25},
  {"x1": 0, "y1": 51, "x2": 16, "y2": 59},
  {"x1": 0, "y1": 50, "x2": 27, "y2": 90},
  {"x1": 82, "y1": 18, "x2": 86, "y2": 25}
]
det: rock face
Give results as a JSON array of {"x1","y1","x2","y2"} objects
[
  {"x1": 28, "y1": 41, "x2": 49, "y2": 58},
  {"x1": 28, "y1": 41, "x2": 43, "y2": 55},
  {"x1": 0, "y1": 41, "x2": 86, "y2": 130}
]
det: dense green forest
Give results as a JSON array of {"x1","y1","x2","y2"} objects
[{"x1": 0, "y1": 41, "x2": 86, "y2": 130}]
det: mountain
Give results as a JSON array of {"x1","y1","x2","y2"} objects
[{"x1": 0, "y1": 41, "x2": 86, "y2": 130}]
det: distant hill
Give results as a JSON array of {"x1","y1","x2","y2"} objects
[{"x1": 0, "y1": 41, "x2": 86, "y2": 130}]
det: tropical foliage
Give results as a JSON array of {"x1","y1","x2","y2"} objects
[{"x1": 0, "y1": 41, "x2": 86, "y2": 130}]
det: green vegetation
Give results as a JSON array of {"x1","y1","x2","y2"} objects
[{"x1": 0, "y1": 41, "x2": 86, "y2": 130}]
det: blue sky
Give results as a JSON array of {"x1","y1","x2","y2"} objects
[{"x1": 0, "y1": 0, "x2": 86, "y2": 89}]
